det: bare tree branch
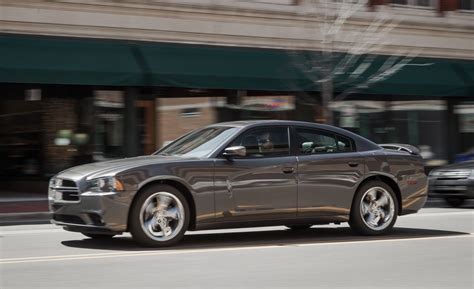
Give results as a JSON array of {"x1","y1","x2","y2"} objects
[
  {"x1": 287, "y1": 0, "x2": 433, "y2": 124},
  {"x1": 334, "y1": 50, "x2": 434, "y2": 101}
]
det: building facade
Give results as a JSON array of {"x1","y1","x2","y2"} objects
[{"x1": 0, "y1": 0, "x2": 473, "y2": 193}]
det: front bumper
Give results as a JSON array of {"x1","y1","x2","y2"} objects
[
  {"x1": 49, "y1": 191, "x2": 135, "y2": 232},
  {"x1": 428, "y1": 178, "x2": 474, "y2": 199}
]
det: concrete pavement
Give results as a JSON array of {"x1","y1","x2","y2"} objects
[{"x1": 1, "y1": 208, "x2": 472, "y2": 289}]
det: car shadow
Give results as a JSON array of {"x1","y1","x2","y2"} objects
[{"x1": 61, "y1": 226, "x2": 470, "y2": 251}]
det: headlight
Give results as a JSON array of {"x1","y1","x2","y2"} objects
[
  {"x1": 87, "y1": 177, "x2": 124, "y2": 192},
  {"x1": 428, "y1": 170, "x2": 440, "y2": 177},
  {"x1": 49, "y1": 177, "x2": 62, "y2": 187}
]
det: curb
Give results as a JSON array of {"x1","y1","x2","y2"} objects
[{"x1": 0, "y1": 212, "x2": 51, "y2": 226}]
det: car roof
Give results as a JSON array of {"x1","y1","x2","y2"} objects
[
  {"x1": 208, "y1": 120, "x2": 286, "y2": 127},
  {"x1": 209, "y1": 120, "x2": 331, "y2": 128},
  {"x1": 207, "y1": 120, "x2": 381, "y2": 152}
]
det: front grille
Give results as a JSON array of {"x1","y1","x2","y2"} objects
[
  {"x1": 436, "y1": 170, "x2": 471, "y2": 180},
  {"x1": 61, "y1": 191, "x2": 80, "y2": 201},
  {"x1": 62, "y1": 179, "x2": 76, "y2": 187},
  {"x1": 49, "y1": 178, "x2": 80, "y2": 202},
  {"x1": 53, "y1": 214, "x2": 85, "y2": 224},
  {"x1": 51, "y1": 204, "x2": 63, "y2": 211},
  {"x1": 432, "y1": 190, "x2": 466, "y2": 196}
]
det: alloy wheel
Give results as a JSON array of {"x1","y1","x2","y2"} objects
[
  {"x1": 139, "y1": 191, "x2": 185, "y2": 242},
  {"x1": 359, "y1": 186, "x2": 395, "y2": 231}
]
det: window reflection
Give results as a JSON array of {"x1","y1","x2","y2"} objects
[{"x1": 158, "y1": 126, "x2": 239, "y2": 157}]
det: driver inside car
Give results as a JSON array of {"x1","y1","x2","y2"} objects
[{"x1": 258, "y1": 131, "x2": 274, "y2": 153}]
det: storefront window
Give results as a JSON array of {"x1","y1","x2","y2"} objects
[
  {"x1": 332, "y1": 100, "x2": 448, "y2": 166},
  {"x1": 93, "y1": 91, "x2": 124, "y2": 160},
  {"x1": 455, "y1": 101, "x2": 474, "y2": 162},
  {"x1": 0, "y1": 99, "x2": 43, "y2": 177}
]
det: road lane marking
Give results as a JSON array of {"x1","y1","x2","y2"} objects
[
  {"x1": 1, "y1": 234, "x2": 473, "y2": 265},
  {"x1": 402, "y1": 211, "x2": 474, "y2": 218}
]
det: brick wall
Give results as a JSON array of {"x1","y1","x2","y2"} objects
[{"x1": 157, "y1": 97, "x2": 221, "y2": 147}]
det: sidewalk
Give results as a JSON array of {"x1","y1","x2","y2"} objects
[{"x1": 0, "y1": 191, "x2": 50, "y2": 226}]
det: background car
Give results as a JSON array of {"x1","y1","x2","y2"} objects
[
  {"x1": 428, "y1": 161, "x2": 474, "y2": 207},
  {"x1": 49, "y1": 120, "x2": 427, "y2": 247}
]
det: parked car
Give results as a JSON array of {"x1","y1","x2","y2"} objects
[
  {"x1": 428, "y1": 161, "x2": 474, "y2": 207},
  {"x1": 49, "y1": 120, "x2": 427, "y2": 247}
]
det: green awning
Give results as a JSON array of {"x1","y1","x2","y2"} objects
[
  {"x1": 0, "y1": 33, "x2": 472, "y2": 97},
  {"x1": 352, "y1": 57, "x2": 473, "y2": 97},
  {"x1": 138, "y1": 42, "x2": 308, "y2": 91},
  {"x1": 0, "y1": 34, "x2": 142, "y2": 86}
]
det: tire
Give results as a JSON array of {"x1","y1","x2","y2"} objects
[
  {"x1": 445, "y1": 197, "x2": 465, "y2": 207},
  {"x1": 286, "y1": 225, "x2": 312, "y2": 230},
  {"x1": 129, "y1": 184, "x2": 190, "y2": 247},
  {"x1": 349, "y1": 180, "x2": 399, "y2": 236},
  {"x1": 82, "y1": 233, "x2": 115, "y2": 239}
]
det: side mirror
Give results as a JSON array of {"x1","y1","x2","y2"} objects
[{"x1": 223, "y1": 146, "x2": 246, "y2": 158}]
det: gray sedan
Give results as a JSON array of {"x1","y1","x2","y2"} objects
[
  {"x1": 429, "y1": 160, "x2": 474, "y2": 207},
  {"x1": 49, "y1": 120, "x2": 428, "y2": 247}
]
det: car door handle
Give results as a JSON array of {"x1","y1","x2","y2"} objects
[
  {"x1": 282, "y1": 167, "x2": 295, "y2": 174},
  {"x1": 348, "y1": 162, "x2": 359, "y2": 167}
]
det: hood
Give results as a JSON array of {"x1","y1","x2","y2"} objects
[
  {"x1": 437, "y1": 160, "x2": 474, "y2": 171},
  {"x1": 56, "y1": 155, "x2": 192, "y2": 181}
]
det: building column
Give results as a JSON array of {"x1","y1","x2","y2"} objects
[
  {"x1": 124, "y1": 87, "x2": 138, "y2": 157},
  {"x1": 294, "y1": 91, "x2": 319, "y2": 122},
  {"x1": 227, "y1": 90, "x2": 245, "y2": 106},
  {"x1": 445, "y1": 99, "x2": 459, "y2": 163},
  {"x1": 223, "y1": 90, "x2": 245, "y2": 121}
]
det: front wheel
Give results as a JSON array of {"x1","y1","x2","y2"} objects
[
  {"x1": 349, "y1": 181, "x2": 399, "y2": 236},
  {"x1": 129, "y1": 184, "x2": 190, "y2": 247}
]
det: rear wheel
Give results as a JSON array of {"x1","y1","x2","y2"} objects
[
  {"x1": 349, "y1": 181, "x2": 398, "y2": 235},
  {"x1": 286, "y1": 225, "x2": 312, "y2": 230},
  {"x1": 445, "y1": 197, "x2": 465, "y2": 207},
  {"x1": 129, "y1": 184, "x2": 190, "y2": 247}
]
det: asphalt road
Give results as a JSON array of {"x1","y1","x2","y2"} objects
[{"x1": 1, "y1": 208, "x2": 473, "y2": 289}]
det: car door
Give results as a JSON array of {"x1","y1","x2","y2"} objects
[
  {"x1": 213, "y1": 126, "x2": 298, "y2": 222},
  {"x1": 294, "y1": 126, "x2": 364, "y2": 218}
]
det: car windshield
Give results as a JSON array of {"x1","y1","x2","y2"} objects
[{"x1": 155, "y1": 126, "x2": 239, "y2": 157}]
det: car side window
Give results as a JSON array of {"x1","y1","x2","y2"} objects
[
  {"x1": 336, "y1": 135, "x2": 355, "y2": 152},
  {"x1": 229, "y1": 126, "x2": 290, "y2": 158},
  {"x1": 295, "y1": 128, "x2": 354, "y2": 154}
]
